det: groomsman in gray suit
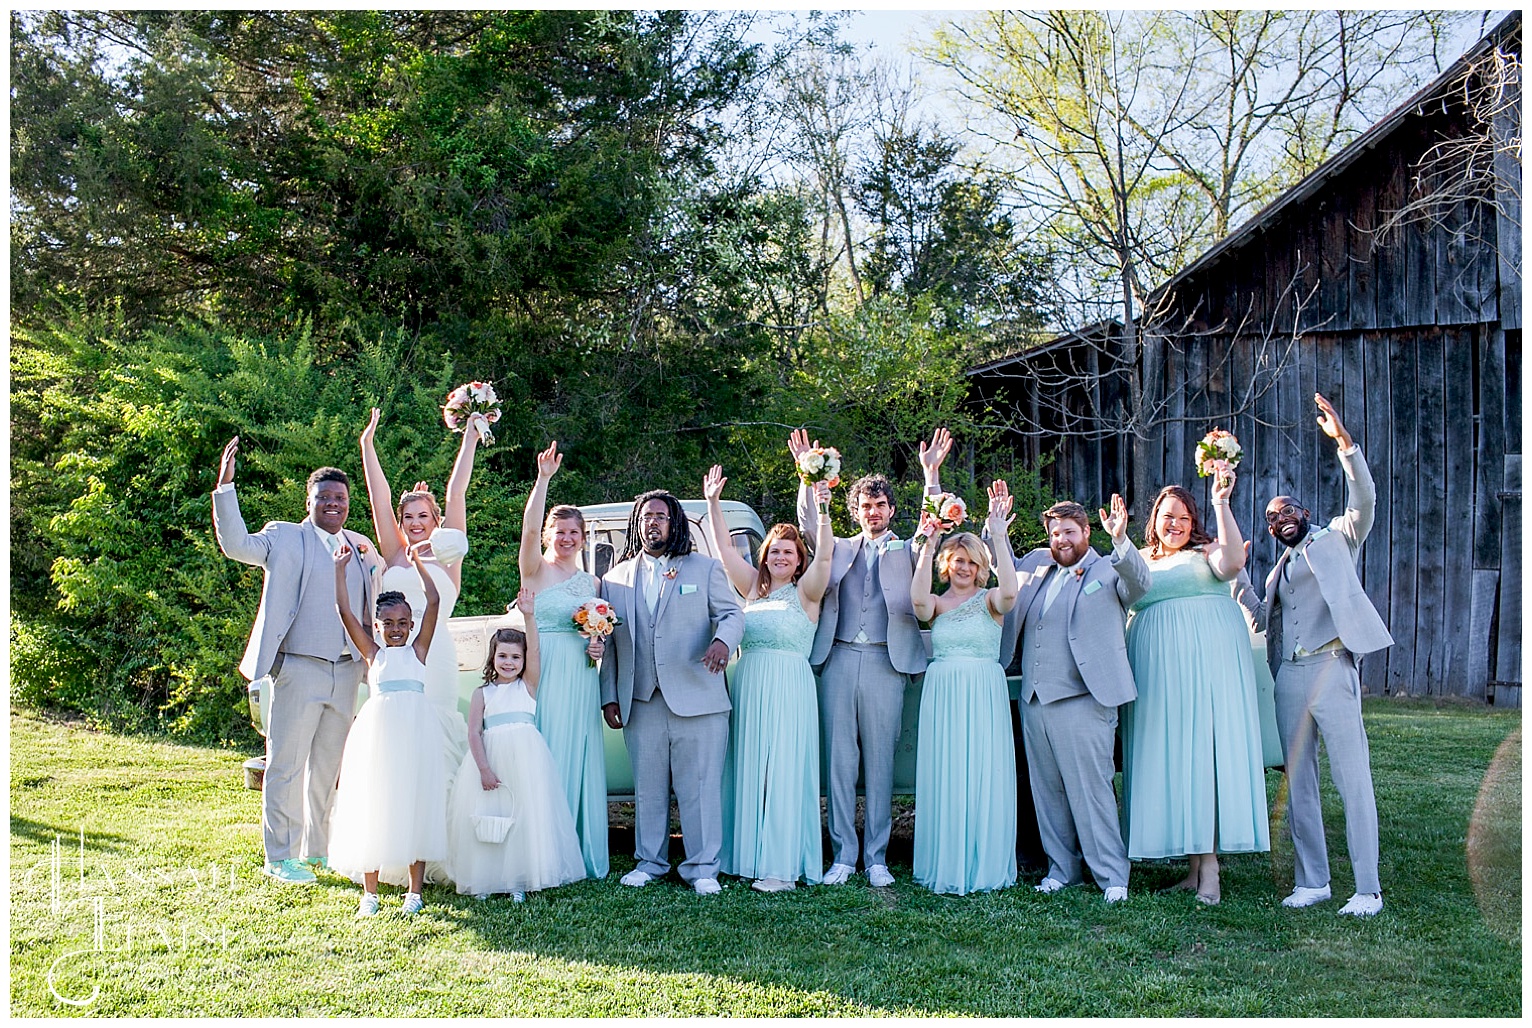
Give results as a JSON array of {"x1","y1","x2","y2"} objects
[
  {"x1": 600, "y1": 490, "x2": 744, "y2": 895},
  {"x1": 790, "y1": 428, "x2": 949, "y2": 887},
  {"x1": 212, "y1": 437, "x2": 380, "y2": 885},
  {"x1": 1237, "y1": 393, "x2": 1393, "y2": 917},
  {"x1": 1000, "y1": 495, "x2": 1149, "y2": 902}
]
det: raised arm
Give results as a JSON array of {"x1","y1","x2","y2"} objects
[
  {"x1": 703, "y1": 465, "x2": 756, "y2": 598},
  {"x1": 439, "y1": 414, "x2": 483, "y2": 588},
  {"x1": 408, "y1": 541, "x2": 441, "y2": 663},
  {"x1": 985, "y1": 481, "x2": 1019, "y2": 617},
  {"x1": 910, "y1": 512, "x2": 941, "y2": 622},
  {"x1": 788, "y1": 428, "x2": 819, "y2": 542},
  {"x1": 211, "y1": 437, "x2": 271, "y2": 566},
  {"x1": 1315, "y1": 392, "x2": 1375, "y2": 550},
  {"x1": 917, "y1": 426, "x2": 951, "y2": 494},
  {"x1": 797, "y1": 480, "x2": 836, "y2": 615},
  {"x1": 1100, "y1": 492, "x2": 1151, "y2": 606},
  {"x1": 519, "y1": 441, "x2": 561, "y2": 587},
  {"x1": 1204, "y1": 469, "x2": 1247, "y2": 581},
  {"x1": 334, "y1": 545, "x2": 378, "y2": 662},
  {"x1": 517, "y1": 586, "x2": 541, "y2": 695},
  {"x1": 360, "y1": 409, "x2": 406, "y2": 565}
]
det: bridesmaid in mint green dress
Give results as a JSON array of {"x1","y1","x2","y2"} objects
[
  {"x1": 519, "y1": 442, "x2": 609, "y2": 879},
  {"x1": 1121, "y1": 475, "x2": 1269, "y2": 906},
  {"x1": 703, "y1": 466, "x2": 834, "y2": 892},
  {"x1": 909, "y1": 481, "x2": 1021, "y2": 896}
]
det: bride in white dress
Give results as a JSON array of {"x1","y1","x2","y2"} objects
[{"x1": 360, "y1": 407, "x2": 484, "y2": 882}]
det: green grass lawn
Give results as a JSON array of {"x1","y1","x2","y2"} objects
[{"x1": 9, "y1": 700, "x2": 1520, "y2": 1016}]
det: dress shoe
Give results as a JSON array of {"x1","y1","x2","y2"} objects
[
  {"x1": 1281, "y1": 884, "x2": 1332, "y2": 908},
  {"x1": 262, "y1": 859, "x2": 317, "y2": 885},
  {"x1": 693, "y1": 877, "x2": 721, "y2": 896},
  {"x1": 822, "y1": 863, "x2": 856, "y2": 885},
  {"x1": 1338, "y1": 892, "x2": 1383, "y2": 917},
  {"x1": 1034, "y1": 876, "x2": 1067, "y2": 894},
  {"x1": 866, "y1": 864, "x2": 895, "y2": 888},
  {"x1": 1103, "y1": 886, "x2": 1128, "y2": 904},
  {"x1": 751, "y1": 878, "x2": 796, "y2": 893},
  {"x1": 620, "y1": 869, "x2": 654, "y2": 888},
  {"x1": 356, "y1": 892, "x2": 380, "y2": 918}
]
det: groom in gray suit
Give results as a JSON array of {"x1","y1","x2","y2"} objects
[
  {"x1": 790, "y1": 428, "x2": 949, "y2": 887},
  {"x1": 600, "y1": 490, "x2": 744, "y2": 895},
  {"x1": 1000, "y1": 496, "x2": 1148, "y2": 902},
  {"x1": 1237, "y1": 393, "x2": 1393, "y2": 917},
  {"x1": 212, "y1": 437, "x2": 380, "y2": 885}
]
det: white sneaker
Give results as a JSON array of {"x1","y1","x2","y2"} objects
[
  {"x1": 401, "y1": 892, "x2": 424, "y2": 916},
  {"x1": 751, "y1": 878, "x2": 796, "y2": 893},
  {"x1": 693, "y1": 877, "x2": 722, "y2": 896},
  {"x1": 512, "y1": 891, "x2": 526, "y2": 903},
  {"x1": 822, "y1": 863, "x2": 856, "y2": 885},
  {"x1": 866, "y1": 864, "x2": 895, "y2": 888},
  {"x1": 356, "y1": 892, "x2": 380, "y2": 918},
  {"x1": 1281, "y1": 884, "x2": 1332, "y2": 908},
  {"x1": 1338, "y1": 892, "x2": 1383, "y2": 917},
  {"x1": 1034, "y1": 877, "x2": 1068, "y2": 895},
  {"x1": 1103, "y1": 886, "x2": 1128, "y2": 904},
  {"x1": 620, "y1": 869, "x2": 654, "y2": 888}
]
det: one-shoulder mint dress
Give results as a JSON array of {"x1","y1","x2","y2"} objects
[
  {"x1": 532, "y1": 570, "x2": 610, "y2": 879},
  {"x1": 913, "y1": 591, "x2": 1017, "y2": 895},
  {"x1": 720, "y1": 585, "x2": 823, "y2": 884},
  {"x1": 1121, "y1": 548, "x2": 1271, "y2": 859}
]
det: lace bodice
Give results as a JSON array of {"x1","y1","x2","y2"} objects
[
  {"x1": 739, "y1": 585, "x2": 815, "y2": 658},
  {"x1": 930, "y1": 590, "x2": 1002, "y2": 662},
  {"x1": 1131, "y1": 548, "x2": 1229, "y2": 611},
  {"x1": 533, "y1": 570, "x2": 600, "y2": 634}
]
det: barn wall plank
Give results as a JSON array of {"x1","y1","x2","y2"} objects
[
  {"x1": 1413, "y1": 331, "x2": 1448, "y2": 693},
  {"x1": 1386, "y1": 332, "x2": 1418, "y2": 695},
  {"x1": 1495, "y1": 454, "x2": 1521, "y2": 682},
  {"x1": 1443, "y1": 326, "x2": 1478, "y2": 693}
]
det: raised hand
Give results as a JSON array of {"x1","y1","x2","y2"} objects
[
  {"x1": 919, "y1": 427, "x2": 953, "y2": 475},
  {"x1": 361, "y1": 407, "x2": 381, "y2": 448},
  {"x1": 1099, "y1": 493, "x2": 1129, "y2": 543},
  {"x1": 703, "y1": 464, "x2": 727, "y2": 502},
  {"x1": 787, "y1": 428, "x2": 818, "y2": 462},
  {"x1": 217, "y1": 437, "x2": 240, "y2": 487},
  {"x1": 411, "y1": 480, "x2": 431, "y2": 495},
  {"x1": 917, "y1": 510, "x2": 942, "y2": 539},
  {"x1": 516, "y1": 585, "x2": 535, "y2": 617},
  {"x1": 535, "y1": 441, "x2": 562, "y2": 480},
  {"x1": 812, "y1": 478, "x2": 832, "y2": 509},
  {"x1": 1211, "y1": 468, "x2": 1237, "y2": 504},
  {"x1": 1314, "y1": 393, "x2": 1353, "y2": 449},
  {"x1": 986, "y1": 479, "x2": 1013, "y2": 522},
  {"x1": 333, "y1": 544, "x2": 353, "y2": 570}
]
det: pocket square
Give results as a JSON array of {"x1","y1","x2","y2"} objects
[
  {"x1": 1083, "y1": 580, "x2": 1103, "y2": 595},
  {"x1": 679, "y1": 583, "x2": 697, "y2": 595},
  {"x1": 885, "y1": 539, "x2": 905, "y2": 551}
]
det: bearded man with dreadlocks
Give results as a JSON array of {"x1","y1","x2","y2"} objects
[{"x1": 599, "y1": 490, "x2": 744, "y2": 895}]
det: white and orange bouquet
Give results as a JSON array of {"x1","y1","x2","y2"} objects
[
  {"x1": 922, "y1": 492, "x2": 968, "y2": 532},
  {"x1": 1195, "y1": 428, "x2": 1242, "y2": 479},
  {"x1": 572, "y1": 598, "x2": 621, "y2": 667},
  {"x1": 442, "y1": 381, "x2": 503, "y2": 444},
  {"x1": 795, "y1": 445, "x2": 842, "y2": 489}
]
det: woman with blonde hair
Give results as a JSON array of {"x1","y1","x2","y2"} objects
[{"x1": 909, "y1": 483, "x2": 1020, "y2": 895}]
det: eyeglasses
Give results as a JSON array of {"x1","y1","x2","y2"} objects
[
  {"x1": 1264, "y1": 504, "x2": 1304, "y2": 524},
  {"x1": 639, "y1": 513, "x2": 671, "y2": 523}
]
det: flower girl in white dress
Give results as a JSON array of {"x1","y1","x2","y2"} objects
[
  {"x1": 328, "y1": 541, "x2": 448, "y2": 917},
  {"x1": 447, "y1": 588, "x2": 586, "y2": 899}
]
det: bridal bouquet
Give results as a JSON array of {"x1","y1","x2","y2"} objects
[
  {"x1": 442, "y1": 381, "x2": 503, "y2": 443},
  {"x1": 922, "y1": 492, "x2": 968, "y2": 532},
  {"x1": 1195, "y1": 428, "x2": 1243, "y2": 479},
  {"x1": 796, "y1": 445, "x2": 843, "y2": 489},
  {"x1": 572, "y1": 598, "x2": 621, "y2": 667}
]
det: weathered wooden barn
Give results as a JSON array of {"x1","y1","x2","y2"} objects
[{"x1": 968, "y1": 13, "x2": 1521, "y2": 702}]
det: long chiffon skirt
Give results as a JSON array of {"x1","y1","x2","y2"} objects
[
  {"x1": 720, "y1": 648, "x2": 823, "y2": 884},
  {"x1": 913, "y1": 657, "x2": 1017, "y2": 895},
  {"x1": 533, "y1": 631, "x2": 610, "y2": 879}
]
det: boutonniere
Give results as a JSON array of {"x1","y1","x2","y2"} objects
[
  {"x1": 1074, "y1": 566, "x2": 1085, "y2": 580},
  {"x1": 357, "y1": 542, "x2": 370, "y2": 556},
  {"x1": 663, "y1": 566, "x2": 679, "y2": 580}
]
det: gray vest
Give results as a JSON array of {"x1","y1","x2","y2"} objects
[
  {"x1": 1275, "y1": 554, "x2": 1340, "y2": 660},
  {"x1": 1020, "y1": 577, "x2": 1088, "y2": 705},
  {"x1": 631, "y1": 577, "x2": 661, "y2": 702},
  {"x1": 835, "y1": 542, "x2": 890, "y2": 644},
  {"x1": 281, "y1": 528, "x2": 363, "y2": 661}
]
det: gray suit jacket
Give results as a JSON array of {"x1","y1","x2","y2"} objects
[
  {"x1": 213, "y1": 485, "x2": 380, "y2": 681},
  {"x1": 796, "y1": 484, "x2": 930, "y2": 674},
  {"x1": 1002, "y1": 543, "x2": 1150, "y2": 708},
  {"x1": 599, "y1": 552, "x2": 745, "y2": 724},
  {"x1": 1235, "y1": 447, "x2": 1394, "y2": 676}
]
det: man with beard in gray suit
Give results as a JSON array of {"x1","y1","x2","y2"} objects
[
  {"x1": 601, "y1": 490, "x2": 744, "y2": 895},
  {"x1": 999, "y1": 495, "x2": 1149, "y2": 902},
  {"x1": 1236, "y1": 393, "x2": 1393, "y2": 917}
]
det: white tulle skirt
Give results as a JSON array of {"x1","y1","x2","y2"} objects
[
  {"x1": 328, "y1": 689, "x2": 448, "y2": 882},
  {"x1": 446, "y1": 724, "x2": 586, "y2": 895}
]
